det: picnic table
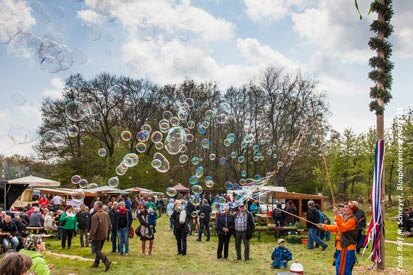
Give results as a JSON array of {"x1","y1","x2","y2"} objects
[
  {"x1": 255, "y1": 213, "x2": 273, "y2": 226},
  {"x1": 27, "y1": 226, "x2": 44, "y2": 234}
]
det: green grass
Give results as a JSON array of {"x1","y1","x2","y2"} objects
[{"x1": 39, "y1": 211, "x2": 413, "y2": 275}]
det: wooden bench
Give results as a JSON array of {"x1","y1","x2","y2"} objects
[{"x1": 27, "y1": 227, "x2": 44, "y2": 234}]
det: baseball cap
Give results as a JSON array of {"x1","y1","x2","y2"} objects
[{"x1": 278, "y1": 238, "x2": 286, "y2": 244}]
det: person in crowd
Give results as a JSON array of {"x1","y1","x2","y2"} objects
[
  {"x1": 124, "y1": 195, "x2": 132, "y2": 211},
  {"x1": 12, "y1": 214, "x2": 28, "y2": 237},
  {"x1": 43, "y1": 209, "x2": 55, "y2": 233},
  {"x1": 234, "y1": 202, "x2": 255, "y2": 261},
  {"x1": 137, "y1": 204, "x2": 155, "y2": 255},
  {"x1": 0, "y1": 252, "x2": 32, "y2": 275},
  {"x1": 272, "y1": 204, "x2": 285, "y2": 227},
  {"x1": 185, "y1": 200, "x2": 195, "y2": 235},
  {"x1": 167, "y1": 199, "x2": 175, "y2": 230},
  {"x1": 318, "y1": 202, "x2": 357, "y2": 275},
  {"x1": 28, "y1": 207, "x2": 44, "y2": 228},
  {"x1": 156, "y1": 197, "x2": 164, "y2": 218},
  {"x1": 171, "y1": 200, "x2": 190, "y2": 256},
  {"x1": 317, "y1": 206, "x2": 331, "y2": 242},
  {"x1": 108, "y1": 201, "x2": 119, "y2": 253},
  {"x1": 197, "y1": 199, "x2": 211, "y2": 242},
  {"x1": 38, "y1": 195, "x2": 49, "y2": 210},
  {"x1": 20, "y1": 235, "x2": 53, "y2": 275},
  {"x1": 271, "y1": 238, "x2": 293, "y2": 269},
  {"x1": 89, "y1": 201, "x2": 112, "y2": 271},
  {"x1": 284, "y1": 200, "x2": 298, "y2": 225},
  {"x1": 59, "y1": 205, "x2": 77, "y2": 249},
  {"x1": 215, "y1": 206, "x2": 234, "y2": 259},
  {"x1": 249, "y1": 200, "x2": 260, "y2": 215},
  {"x1": 350, "y1": 201, "x2": 366, "y2": 254},
  {"x1": 131, "y1": 197, "x2": 139, "y2": 220},
  {"x1": 114, "y1": 201, "x2": 132, "y2": 256},
  {"x1": 162, "y1": 196, "x2": 168, "y2": 214},
  {"x1": 306, "y1": 200, "x2": 327, "y2": 250},
  {"x1": 19, "y1": 209, "x2": 30, "y2": 225},
  {"x1": 147, "y1": 207, "x2": 157, "y2": 228},
  {"x1": 401, "y1": 208, "x2": 413, "y2": 233},
  {"x1": 0, "y1": 215, "x2": 19, "y2": 251},
  {"x1": 52, "y1": 194, "x2": 63, "y2": 211},
  {"x1": 76, "y1": 204, "x2": 90, "y2": 248},
  {"x1": 54, "y1": 210, "x2": 63, "y2": 240},
  {"x1": 145, "y1": 197, "x2": 156, "y2": 212}
]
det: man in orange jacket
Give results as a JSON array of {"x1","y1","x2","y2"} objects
[{"x1": 318, "y1": 202, "x2": 357, "y2": 275}]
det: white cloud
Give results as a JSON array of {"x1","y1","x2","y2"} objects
[
  {"x1": 243, "y1": 0, "x2": 289, "y2": 22},
  {"x1": 42, "y1": 77, "x2": 64, "y2": 100},
  {"x1": 392, "y1": 2, "x2": 413, "y2": 58},
  {"x1": 0, "y1": 110, "x2": 9, "y2": 121},
  {"x1": 76, "y1": 9, "x2": 105, "y2": 25}
]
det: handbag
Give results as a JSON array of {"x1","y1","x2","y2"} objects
[
  {"x1": 135, "y1": 225, "x2": 142, "y2": 237},
  {"x1": 129, "y1": 226, "x2": 134, "y2": 238}
]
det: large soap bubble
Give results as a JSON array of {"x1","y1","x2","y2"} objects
[
  {"x1": 136, "y1": 130, "x2": 150, "y2": 142},
  {"x1": 71, "y1": 175, "x2": 81, "y2": 184},
  {"x1": 201, "y1": 138, "x2": 210, "y2": 149},
  {"x1": 67, "y1": 125, "x2": 79, "y2": 137},
  {"x1": 123, "y1": 153, "x2": 139, "y2": 167},
  {"x1": 191, "y1": 157, "x2": 200, "y2": 166},
  {"x1": 189, "y1": 175, "x2": 199, "y2": 185},
  {"x1": 71, "y1": 190, "x2": 85, "y2": 202},
  {"x1": 165, "y1": 127, "x2": 187, "y2": 155},
  {"x1": 153, "y1": 152, "x2": 170, "y2": 173},
  {"x1": 108, "y1": 176, "x2": 119, "y2": 188},
  {"x1": 135, "y1": 143, "x2": 147, "y2": 153},
  {"x1": 166, "y1": 187, "x2": 177, "y2": 197},
  {"x1": 78, "y1": 178, "x2": 88, "y2": 188},
  {"x1": 179, "y1": 154, "x2": 188, "y2": 164},
  {"x1": 151, "y1": 131, "x2": 163, "y2": 143},
  {"x1": 121, "y1": 131, "x2": 132, "y2": 141},
  {"x1": 154, "y1": 142, "x2": 164, "y2": 150},
  {"x1": 191, "y1": 185, "x2": 203, "y2": 195},
  {"x1": 195, "y1": 166, "x2": 204, "y2": 178},
  {"x1": 65, "y1": 101, "x2": 85, "y2": 121},
  {"x1": 98, "y1": 148, "x2": 107, "y2": 157}
]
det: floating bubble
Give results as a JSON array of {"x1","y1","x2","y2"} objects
[
  {"x1": 82, "y1": 100, "x2": 100, "y2": 116},
  {"x1": 237, "y1": 156, "x2": 245, "y2": 163},
  {"x1": 189, "y1": 195, "x2": 202, "y2": 206},
  {"x1": 151, "y1": 131, "x2": 163, "y2": 143},
  {"x1": 191, "y1": 184, "x2": 203, "y2": 195},
  {"x1": 166, "y1": 187, "x2": 177, "y2": 197},
  {"x1": 154, "y1": 142, "x2": 164, "y2": 150},
  {"x1": 67, "y1": 125, "x2": 79, "y2": 137},
  {"x1": 186, "y1": 134, "x2": 194, "y2": 143},
  {"x1": 87, "y1": 183, "x2": 98, "y2": 189},
  {"x1": 116, "y1": 164, "x2": 128, "y2": 176},
  {"x1": 191, "y1": 157, "x2": 200, "y2": 166},
  {"x1": 108, "y1": 176, "x2": 119, "y2": 187},
  {"x1": 136, "y1": 130, "x2": 150, "y2": 142},
  {"x1": 44, "y1": 130, "x2": 65, "y2": 145},
  {"x1": 272, "y1": 153, "x2": 278, "y2": 159},
  {"x1": 253, "y1": 144, "x2": 260, "y2": 152},
  {"x1": 227, "y1": 133, "x2": 236, "y2": 143},
  {"x1": 189, "y1": 175, "x2": 199, "y2": 185},
  {"x1": 277, "y1": 161, "x2": 284, "y2": 167},
  {"x1": 65, "y1": 101, "x2": 86, "y2": 121},
  {"x1": 216, "y1": 113, "x2": 227, "y2": 124},
  {"x1": 153, "y1": 152, "x2": 170, "y2": 173},
  {"x1": 187, "y1": 120, "x2": 195, "y2": 129},
  {"x1": 225, "y1": 181, "x2": 233, "y2": 190},
  {"x1": 71, "y1": 175, "x2": 81, "y2": 184},
  {"x1": 54, "y1": 6, "x2": 64, "y2": 18},
  {"x1": 195, "y1": 166, "x2": 204, "y2": 178},
  {"x1": 204, "y1": 109, "x2": 213, "y2": 118},
  {"x1": 170, "y1": 117, "x2": 180, "y2": 127},
  {"x1": 179, "y1": 154, "x2": 188, "y2": 164},
  {"x1": 255, "y1": 174, "x2": 261, "y2": 181},
  {"x1": 123, "y1": 153, "x2": 139, "y2": 167},
  {"x1": 201, "y1": 138, "x2": 210, "y2": 149},
  {"x1": 98, "y1": 148, "x2": 107, "y2": 157},
  {"x1": 239, "y1": 178, "x2": 247, "y2": 186},
  {"x1": 209, "y1": 153, "x2": 216, "y2": 160},
  {"x1": 243, "y1": 134, "x2": 254, "y2": 144},
  {"x1": 197, "y1": 125, "x2": 207, "y2": 135},
  {"x1": 191, "y1": 211, "x2": 198, "y2": 218},
  {"x1": 7, "y1": 126, "x2": 39, "y2": 145},
  {"x1": 219, "y1": 157, "x2": 226, "y2": 165},
  {"x1": 78, "y1": 178, "x2": 88, "y2": 188},
  {"x1": 223, "y1": 139, "x2": 231, "y2": 147},
  {"x1": 11, "y1": 92, "x2": 26, "y2": 105},
  {"x1": 71, "y1": 190, "x2": 85, "y2": 202},
  {"x1": 241, "y1": 170, "x2": 247, "y2": 177},
  {"x1": 253, "y1": 156, "x2": 259, "y2": 162},
  {"x1": 201, "y1": 120, "x2": 210, "y2": 128},
  {"x1": 84, "y1": 23, "x2": 101, "y2": 41},
  {"x1": 160, "y1": 97, "x2": 169, "y2": 108},
  {"x1": 230, "y1": 151, "x2": 237, "y2": 159},
  {"x1": 121, "y1": 130, "x2": 132, "y2": 141},
  {"x1": 165, "y1": 127, "x2": 187, "y2": 155},
  {"x1": 199, "y1": 213, "x2": 205, "y2": 219},
  {"x1": 151, "y1": 159, "x2": 162, "y2": 169},
  {"x1": 162, "y1": 110, "x2": 173, "y2": 120},
  {"x1": 177, "y1": 110, "x2": 188, "y2": 121},
  {"x1": 141, "y1": 124, "x2": 152, "y2": 133},
  {"x1": 135, "y1": 142, "x2": 147, "y2": 153},
  {"x1": 205, "y1": 180, "x2": 214, "y2": 188},
  {"x1": 71, "y1": 48, "x2": 88, "y2": 64},
  {"x1": 179, "y1": 144, "x2": 188, "y2": 153},
  {"x1": 185, "y1": 98, "x2": 194, "y2": 107},
  {"x1": 159, "y1": 119, "x2": 170, "y2": 133}
]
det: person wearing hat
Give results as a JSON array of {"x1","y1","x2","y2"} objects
[
  {"x1": 20, "y1": 235, "x2": 53, "y2": 275},
  {"x1": 350, "y1": 201, "x2": 366, "y2": 254},
  {"x1": 58, "y1": 205, "x2": 78, "y2": 249},
  {"x1": 271, "y1": 238, "x2": 293, "y2": 269},
  {"x1": 234, "y1": 202, "x2": 255, "y2": 261}
]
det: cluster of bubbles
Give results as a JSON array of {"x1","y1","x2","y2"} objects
[{"x1": 65, "y1": 98, "x2": 100, "y2": 122}]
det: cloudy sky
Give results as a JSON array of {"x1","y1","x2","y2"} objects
[{"x1": 0, "y1": 0, "x2": 412, "y2": 157}]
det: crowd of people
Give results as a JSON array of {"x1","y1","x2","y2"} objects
[{"x1": 0, "y1": 190, "x2": 372, "y2": 274}]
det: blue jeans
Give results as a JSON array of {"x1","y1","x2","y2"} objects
[
  {"x1": 308, "y1": 227, "x2": 326, "y2": 249},
  {"x1": 117, "y1": 227, "x2": 129, "y2": 254},
  {"x1": 198, "y1": 221, "x2": 210, "y2": 240},
  {"x1": 336, "y1": 248, "x2": 355, "y2": 275},
  {"x1": 111, "y1": 229, "x2": 118, "y2": 252},
  {"x1": 2, "y1": 236, "x2": 19, "y2": 251}
]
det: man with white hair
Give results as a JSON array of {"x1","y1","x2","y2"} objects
[
  {"x1": 29, "y1": 207, "x2": 44, "y2": 228},
  {"x1": 306, "y1": 200, "x2": 327, "y2": 250}
]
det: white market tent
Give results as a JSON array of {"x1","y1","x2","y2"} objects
[{"x1": 9, "y1": 175, "x2": 60, "y2": 187}]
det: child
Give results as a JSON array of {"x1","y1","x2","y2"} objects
[
  {"x1": 271, "y1": 238, "x2": 292, "y2": 269},
  {"x1": 147, "y1": 207, "x2": 157, "y2": 227}
]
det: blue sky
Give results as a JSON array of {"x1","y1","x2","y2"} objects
[{"x1": 0, "y1": 0, "x2": 412, "y2": 156}]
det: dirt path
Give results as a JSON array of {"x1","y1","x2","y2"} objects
[{"x1": 385, "y1": 240, "x2": 413, "y2": 247}]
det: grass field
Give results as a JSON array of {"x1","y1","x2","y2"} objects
[{"x1": 38, "y1": 208, "x2": 413, "y2": 275}]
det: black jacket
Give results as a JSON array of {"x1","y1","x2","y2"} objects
[
  {"x1": 306, "y1": 207, "x2": 318, "y2": 229},
  {"x1": 216, "y1": 213, "x2": 234, "y2": 235},
  {"x1": 76, "y1": 211, "x2": 90, "y2": 230},
  {"x1": 199, "y1": 203, "x2": 211, "y2": 223}
]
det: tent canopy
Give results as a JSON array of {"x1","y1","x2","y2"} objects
[
  {"x1": 9, "y1": 176, "x2": 60, "y2": 187},
  {"x1": 172, "y1": 183, "x2": 190, "y2": 192},
  {"x1": 0, "y1": 180, "x2": 29, "y2": 210},
  {"x1": 125, "y1": 187, "x2": 154, "y2": 194}
]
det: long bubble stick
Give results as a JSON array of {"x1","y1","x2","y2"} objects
[{"x1": 273, "y1": 205, "x2": 319, "y2": 227}]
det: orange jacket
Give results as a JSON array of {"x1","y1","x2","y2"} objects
[{"x1": 322, "y1": 214, "x2": 357, "y2": 250}]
